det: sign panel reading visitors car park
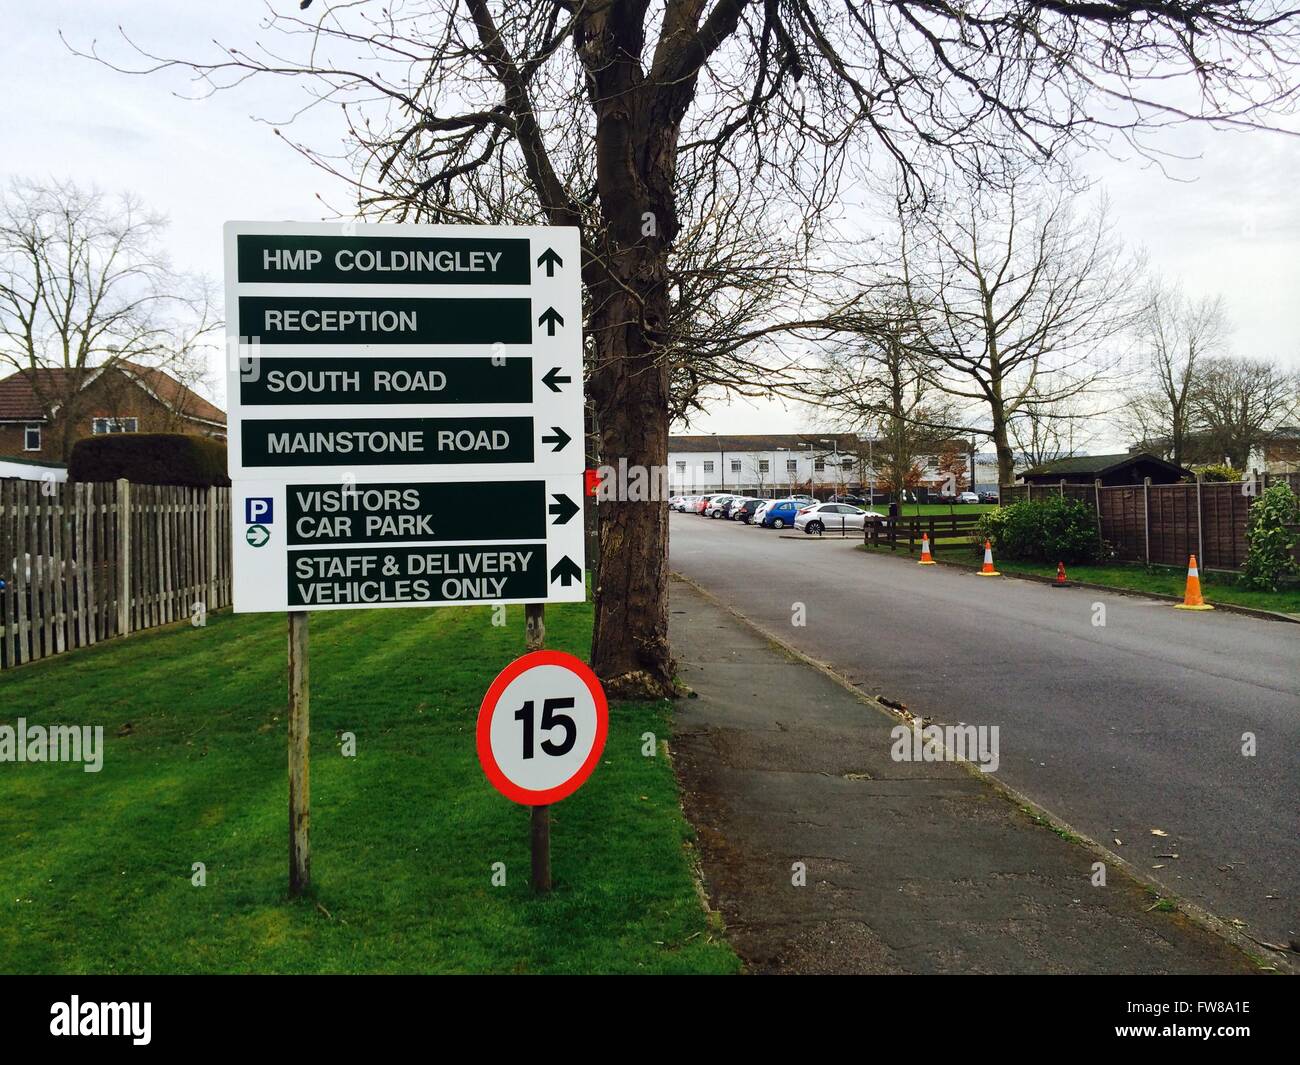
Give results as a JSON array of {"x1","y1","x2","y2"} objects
[{"x1": 223, "y1": 221, "x2": 585, "y2": 612}]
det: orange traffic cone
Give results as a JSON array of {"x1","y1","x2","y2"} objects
[
  {"x1": 1051, "y1": 561, "x2": 1069, "y2": 588},
  {"x1": 1174, "y1": 554, "x2": 1214, "y2": 611},
  {"x1": 977, "y1": 539, "x2": 1001, "y2": 576},
  {"x1": 918, "y1": 533, "x2": 937, "y2": 565}
]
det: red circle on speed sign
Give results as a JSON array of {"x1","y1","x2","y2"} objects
[{"x1": 477, "y1": 650, "x2": 609, "y2": 805}]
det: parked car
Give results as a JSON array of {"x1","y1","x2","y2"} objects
[
  {"x1": 724, "y1": 496, "x2": 756, "y2": 519},
  {"x1": 979, "y1": 491, "x2": 999, "y2": 504},
  {"x1": 829, "y1": 494, "x2": 869, "y2": 506},
  {"x1": 757, "y1": 499, "x2": 805, "y2": 529},
  {"x1": 704, "y1": 494, "x2": 739, "y2": 518},
  {"x1": 734, "y1": 498, "x2": 765, "y2": 524},
  {"x1": 793, "y1": 502, "x2": 883, "y2": 534},
  {"x1": 957, "y1": 491, "x2": 980, "y2": 504},
  {"x1": 694, "y1": 494, "x2": 719, "y2": 514}
]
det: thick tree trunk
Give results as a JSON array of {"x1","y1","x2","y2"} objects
[{"x1": 586, "y1": 248, "x2": 677, "y2": 700}]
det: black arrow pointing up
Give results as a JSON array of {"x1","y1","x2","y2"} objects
[
  {"x1": 541, "y1": 426, "x2": 571, "y2": 452},
  {"x1": 542, "y1": 366, "x2": 572, "y2": 393},
  {"x1": 538, "y1": 307, "x2": 564, "y2": 336},
  {"x1": 550, "y1": 555, "x2": 582, "y2": 587},
  {"x1": 537, "y1": 247, "x2": 563, "y2": 277},
  {"x1": 548, "y1": 493, "x2": 579, "y2": 525}
]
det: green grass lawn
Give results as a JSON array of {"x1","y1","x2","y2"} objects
[
  {"x1": 858, "y1": 542, "x2": 1300, "y2": 613},
  {"x1": 0, "y1": 603, "x2": 739, "y2": 975},
  {"x1": 890, "y1": 502, "x2": 997, "y2": 517}
]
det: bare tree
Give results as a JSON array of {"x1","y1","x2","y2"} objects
[
  {"x1": 1122, "y1": 282, "x2": 1228, "y2": 465},
  {"x1": 1009, "y1": 393, "x2": 1097, "y2": 469},
  {"x1": 819, "y1": 295, "x2": 953, "y2": 499},
  {"x1": 0, "y1": 179, "x2": 218, "y2": 462},
  {"x1": 898, "y1": 179, "x2": 1143, "y2": 486},
  {"x1": 1192, "y1": 355, "x2": 1299, "y2": 468},
  {"x1": 81, "y1": 1, "x2": 1300, "y2": 696}
]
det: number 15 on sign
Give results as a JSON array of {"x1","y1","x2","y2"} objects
[{"x1": 477, "y1": 651, "x2": 608, "y2": 805}]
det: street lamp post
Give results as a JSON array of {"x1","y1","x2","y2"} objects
[{"x1": 819, "y1": 438, "x2": 840, "y2": 499}]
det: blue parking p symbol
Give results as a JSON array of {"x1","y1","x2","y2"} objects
[{"x1": 245, "y1": 497, "x2": 273, "y2": 524}]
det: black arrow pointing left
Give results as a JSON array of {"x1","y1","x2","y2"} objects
[
  {"x1": 541, "y1": 426, "x2": 571, "y2": 452},
  {"x1": 542, "y1": 366, "x2": 571, "y2": 393},
  {"x1": 550, "y1": 556, "x2": 582, "y2": 587},
  {"x1": 548, "y1": 493, "x2": 579, "y2": 525}
]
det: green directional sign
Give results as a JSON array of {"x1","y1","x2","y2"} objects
[
  {"x1": 284, "y1": 480, "x2": 580, "y2": 545},
  {"x1": 237, "y1": 234, "x2": 532, "y2": 285},
  {"x1": 238, "y1": 357, "x2": 534, "y2": 406},
  {"x1": 287, "y1": 544, "x2": 551, "y2": 607},
  {"x1": 246, "y1": 524, "x2": 271, "y2": 548},
  {"x1": 238, "y1": 296, "x2": 534, "y2": 345},
  {"x1": 239, "y1": 416, "x2": 560, "y2": 468}
]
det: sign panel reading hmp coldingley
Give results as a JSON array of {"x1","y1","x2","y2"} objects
[{"x1": 224, "y1": 222, "x2": 585, "y2": 613}]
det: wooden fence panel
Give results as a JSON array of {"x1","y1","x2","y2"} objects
[
  {"x1": 998, "y1": 477, "x2": 1279, "y2": 571},
  {"x1": 1, "y1": 481, "x2": 232, "y2": 670}
]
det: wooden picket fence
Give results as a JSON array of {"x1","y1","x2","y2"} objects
[
  {"x1": 0, "y1": 479, "x2": 231, "y2": 669},
  {"x1": 998, "y1": 473, "x2": 1299, "y2": 571}
]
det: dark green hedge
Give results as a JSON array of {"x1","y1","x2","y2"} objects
[
  {"x1": 974, "y1": 496, "x2": 1104, "y2": 564},
  {"x1": 68, "y1": 433, "x2": 230, "y2": 487}
]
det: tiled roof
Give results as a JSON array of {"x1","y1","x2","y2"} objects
[{"x1": 0, "y1": 363, "x2": 225, "y2": 425}]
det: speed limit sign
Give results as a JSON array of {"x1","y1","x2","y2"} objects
[{"x1": 477, "y1": 650, "x2": 609, "y2": 805}]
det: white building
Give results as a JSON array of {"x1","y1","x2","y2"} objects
[{"x1": 667, "y1": 433, "x2": 977, "y2": 498}]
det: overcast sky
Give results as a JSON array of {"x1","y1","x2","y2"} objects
[{"x1": 4, "y1": 0, "x2": 1297, "y2": 448}]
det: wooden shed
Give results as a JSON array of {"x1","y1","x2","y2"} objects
[{"x1": 1020, "y1": 452, "x2": 1190, "y2": 487}]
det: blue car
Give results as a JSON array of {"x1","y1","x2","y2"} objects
[{"x1": 758, "y1": 499, "x2": 804, "y2": 529}]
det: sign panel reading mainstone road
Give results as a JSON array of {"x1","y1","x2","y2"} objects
[{"x1": 224, "y1": 221, "x2": 585, "y2": 613}]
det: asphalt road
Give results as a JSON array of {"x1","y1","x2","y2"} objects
[{"x1": 669, "y1": 512, "x2": 1299, "y2": 948}]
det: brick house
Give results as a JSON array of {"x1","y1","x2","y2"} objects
[
  {"x1": 1256, "y1": 426, "x2": 1300, "y2": 475},
  {"x1": 0, "y1": 361, "x2": 226, "y2": 464}
]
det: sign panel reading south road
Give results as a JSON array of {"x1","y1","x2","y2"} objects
[{"x1": 225, "y1": 221, "x2": 585, "y2": 612}]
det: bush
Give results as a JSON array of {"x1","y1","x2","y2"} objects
[
  {"x1": 1188, "y1": 463, "x2": 1240, "y2": 483},
  {"x1": 68, "y1": 433, "x2": 230, "y2": 487},
  {"x1": 975, "y1": 496, "x2": 1103, "y2": 564},
  {"x1": 1240, "y1": 483, "x2": 1300, "y2": 591}
]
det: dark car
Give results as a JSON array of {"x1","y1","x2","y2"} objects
[
  {"x1": 829, "y1": 494, "x2": 869, "y2": 506},
  {"x1": 734, "y1": 498, "x2": 765, "y2": 523},
  {"x1": 979, "y1": 491, "x2": 1000, "y2": 504}
]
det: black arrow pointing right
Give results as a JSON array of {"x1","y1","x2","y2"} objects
[
  {"x1": 537, "y1": 247, "x2": 563, "y2": 277},
  {"x1": 548, "y1": 493, "x2": 579, "y2": 525},
  {"x1": 550, "y1": 555, "x2": 582, "y2": 587},
  {"x1": 541, "y1": 426, "x2": 571, "y2": 452}
]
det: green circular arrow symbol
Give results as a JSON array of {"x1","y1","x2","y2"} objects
[{"x1": 246, "y1": 523, "x2": 271, "y2": 548}]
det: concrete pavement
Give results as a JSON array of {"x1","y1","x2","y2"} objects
[
  {"x1": 670, "y1": 578, "x2": 1260, "y2": 973},
  {"x1": 668, "y1": 512, "x2": 1298, "y2": 954}
]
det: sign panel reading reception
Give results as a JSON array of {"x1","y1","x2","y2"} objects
[{"x1": 224, "y1": 221, "x2": 585, "y2": 612}]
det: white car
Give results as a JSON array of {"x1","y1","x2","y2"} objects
[
  {"x1": 793, "y1": 502, "x2": 882, "y2": 534},
  {"x1": 703, "y1": 494, "x2": 737, "y2": 517},
  {"x1": 958, "y1": 491, "x2": 980, "y2": 504}
]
